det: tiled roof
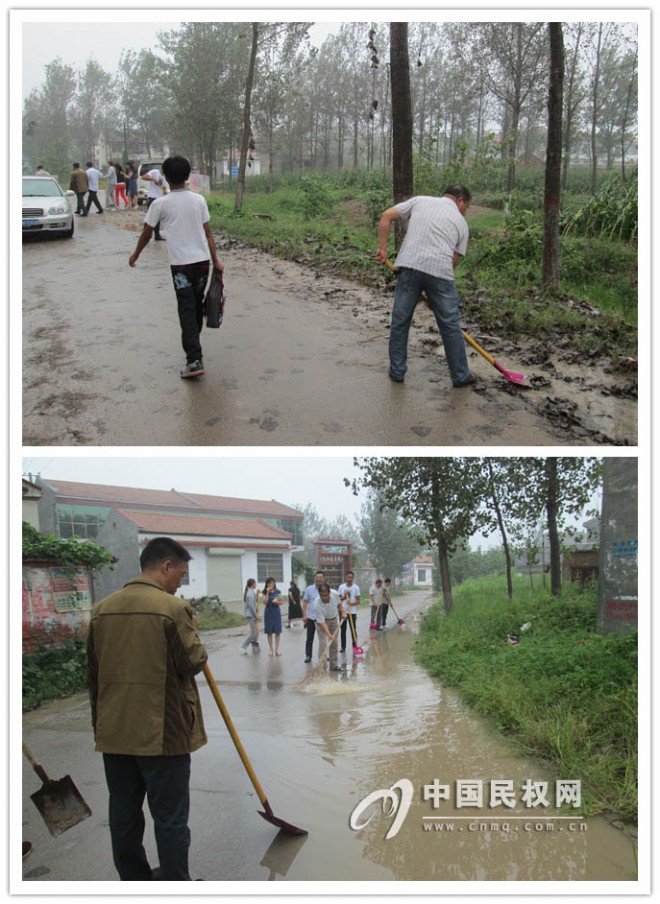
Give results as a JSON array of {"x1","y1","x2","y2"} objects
[
  {"x1": 40, "y1": 479, "x2": 301, "y2": 518},
  {"x1": 175, "y1": 492, "x2": 301, "y2": 518},
  {"x1": 40, "y1": 479, "x2": 194, "y2": 508},
  {"x1": 116, "y1": 510, "x2": 292, "y2": 541}
]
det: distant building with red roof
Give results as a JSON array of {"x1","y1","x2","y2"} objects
[{"x1": 32, "y1": 477, "x2": 303, "y2": 606}]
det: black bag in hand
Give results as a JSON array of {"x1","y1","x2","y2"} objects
[{"x1": 203, "y1": 269, "x2": 226, "y2": 328}]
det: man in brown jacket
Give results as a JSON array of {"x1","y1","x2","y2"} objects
[
  {"x1": 86, "y1": 536, "x2": 208, "y2": 881},
  {"x1": 69, "y1": 163, "x2": 89, "y2": 216}
]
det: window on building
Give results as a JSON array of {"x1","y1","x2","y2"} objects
[
  {"x1": 257, "y1": 552, "x2": 284, "y2": 583},
  {"x1": 56, "y1": 505, "x2": 112, "y2": 539},
  {"x1": 417, "y1": 568, "x2": 426, "y2": 583},
  {"x1": 273, "y1": 518, "x2": 303, "y2": 546}
]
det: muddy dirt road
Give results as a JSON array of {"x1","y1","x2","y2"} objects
[
  {"x1": 20, "y1": 591, "x2": 637, "y2": 888},
  {"x1": 22, "y1": 207, "x2": 636, "y2": 447}
]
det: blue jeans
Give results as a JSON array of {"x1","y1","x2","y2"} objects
[
  {"x1": 389, "y1": 267, "x2": 470, "y2": 384},
  {"x1": 103, "y1": 753, "x2": 192, "y2": 880}
]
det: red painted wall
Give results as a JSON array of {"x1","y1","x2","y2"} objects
[{"x1": 22, "y1": 564, "x2": 93, "y2": 653}]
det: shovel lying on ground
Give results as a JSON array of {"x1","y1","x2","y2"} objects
[
  {"x1": 384, "y1": 260, "x2": 529, "y2": 387},
  {"x1": 203, "y1": 663, "x2": 307, "y2": 836},
  {"x1": 22, "y1": 741, "x2": 92, "y2": 836}
]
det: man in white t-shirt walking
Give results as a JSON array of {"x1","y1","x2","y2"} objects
[
  {"x1": 128, "y1": 155, "x2": 223, "y2": 379},
  {"x1": 376, "y1": 185, "x2": 475, "y2": 388},
  {"x1": 142, "y1": 165, "x2": 168, "y2": 240}
]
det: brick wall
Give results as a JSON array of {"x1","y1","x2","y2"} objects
[{"x1": 22, "y1": 563, "x2": 93, "y2": 653}]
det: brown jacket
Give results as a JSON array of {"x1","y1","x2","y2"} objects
[
  {"x1": 69, "y1": 168, "x2": 88, "y2": 194},
  {"x1": 86, "y1": 578, "x2": 208, "y2": 756}
]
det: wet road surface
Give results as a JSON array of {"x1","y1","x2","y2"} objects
[
  {"x1": 22, "y1": 208, "x2": 609, "y2": 447},
  {"x1": 20, "y1": 591, "x2": 637, "y2": 889}
]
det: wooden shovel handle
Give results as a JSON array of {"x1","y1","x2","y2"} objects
[
  {"x1": 203, "y1": 663, "x2": 268, "y2": 808},
  {"x1": 22, "y1": 741, "x2": 50, "y2": 784}
]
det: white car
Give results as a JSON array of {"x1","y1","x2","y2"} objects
[{"x1": 22, "y1": 175, "x2": 74, "y2": 238}]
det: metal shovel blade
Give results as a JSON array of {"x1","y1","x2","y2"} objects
[
  {"x1": 258, "y1": 800, "x2": 308, "y2": 836},
  {"x1": 30, "y1": 775, "x2": 92, "y2": 836}
]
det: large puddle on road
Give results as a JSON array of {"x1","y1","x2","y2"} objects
[{"x1": 199, "y1": 615, "x2": 637, "y2": 884}]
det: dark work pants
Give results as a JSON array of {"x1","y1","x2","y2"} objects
[
  {"x1": 305, "y1": 618, "x2": 317, "y2": 659},
  {"x1": 146, "y1": 196, "x2": 161, "y2": 238},
  {"x1": 103, "y1": 753, "x2": 192, "y2": 881},
  {"x1": 170, "y1": 262, "x2": 210, "y2": 364},
  {"x1": 341, "y1": 614, "x2": 358, "y2": 649},
  {"x1": 85, "y1": 190, "x2": 103, "y2": 214}
]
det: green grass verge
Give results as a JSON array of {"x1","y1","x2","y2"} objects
[{"x1": 415, "y1": 575, "x2": 637, "y2": 821}]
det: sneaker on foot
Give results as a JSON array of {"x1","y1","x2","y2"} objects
[
  {"x1": 239, "y1": 648, "x2": 248, "y2": 655},
  {"x1": 180, "y1": 360, "x2": 204, "y2": 378}
]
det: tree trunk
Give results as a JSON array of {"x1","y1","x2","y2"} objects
[
  {"x1": 545, "y1": 458, "x2": 562, "y2": 596},
  {"x1": 437, "y1": 536, "x2": 453, "y2": 615},
  {"x1": 390, "y1": 22, "x2": 413, "y2": 251},
  {"x1": 235, "y1": 23, "x2": 259, "y2": 213},
  {"x1": 542, "y1": 23, "x2": 564, "y2": 291},
  {"x1": 590, "y1": 23, "x2": 603, "y2": 195},
  {"x1": 486, "y1": 460, "x2": 513, "y2": 600}
]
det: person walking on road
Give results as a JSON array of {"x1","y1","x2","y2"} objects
[
  {"x1": 84, "y1": 162, "x2": 105, "y2": 215},
  {"x1": 69, "y1": 163, "x2": 88, "y2": 215},
  {"x1": 114, "y1": 163, "x2": 129, "y2": 207},
  {"x1": 338, "y1": 571, "x2": 361, "y2": 652},
  {"x1": 126, "y1": 161, "x2": 139, "y2": 208},
  {"x1": 240, "y1": 578, "x2": 259, "y2": 654},
  {"x1": 302, "y1": 570, "x2": 325, "y2": 663},
  {"x1": 376, "y1": 185, "x2": 475, "y2": 387},
  {"x1": 128, "y1": 155, "x2": 223, "y2": 379},
  {"x1": 314, "y1": 583, "x2": 344, "y2": 672},
  {"x1": 262, "y1": 577, "x2": 284, "y2": 656},
  {"x1": 142, "y1": 164, "x2": 168, "y2": 240},
  {"x1": 85, "y1": 536, "x2": 208, "y2": 881},
  {"x1": 104, "y1": 162, "x2": 118, "y2": 210}
]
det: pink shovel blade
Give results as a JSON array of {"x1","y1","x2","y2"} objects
[
  {"x1": 353, "y1": 646, "x2": 365, "y2": 656},
  {"x1": 493, "y1": 360, "x2": 529, "y2": 387}
]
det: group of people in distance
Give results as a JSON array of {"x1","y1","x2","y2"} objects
[{"x1": 239, "y1": 569, "x2": 393, "y2": 671}]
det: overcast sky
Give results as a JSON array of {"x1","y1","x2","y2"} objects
[
  {"x1": 18, "y1": 7, "x2": 637, "y2": 100},
  {"x1": 22, "y1": 454, "x2": 367, "y2": 523},
  {"x1": 19, "y1": 17, "x2": 343, "y2": 99}
]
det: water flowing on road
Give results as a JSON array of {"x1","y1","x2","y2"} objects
[{"x1": 20, "y1": 591, "x2": 637, "y2": 889}]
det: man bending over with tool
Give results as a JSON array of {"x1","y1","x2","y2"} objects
[{"x1": 376, "y1": 185, "x2": 475, "y2": 388}]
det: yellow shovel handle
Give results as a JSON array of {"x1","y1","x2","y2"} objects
[{"x1": 462, "y1": 330, "x2": 495, "y2": 366}]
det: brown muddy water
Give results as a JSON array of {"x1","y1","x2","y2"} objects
[{"x1": 20, "y1": 593, "x2": 637, "y2": 889}]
